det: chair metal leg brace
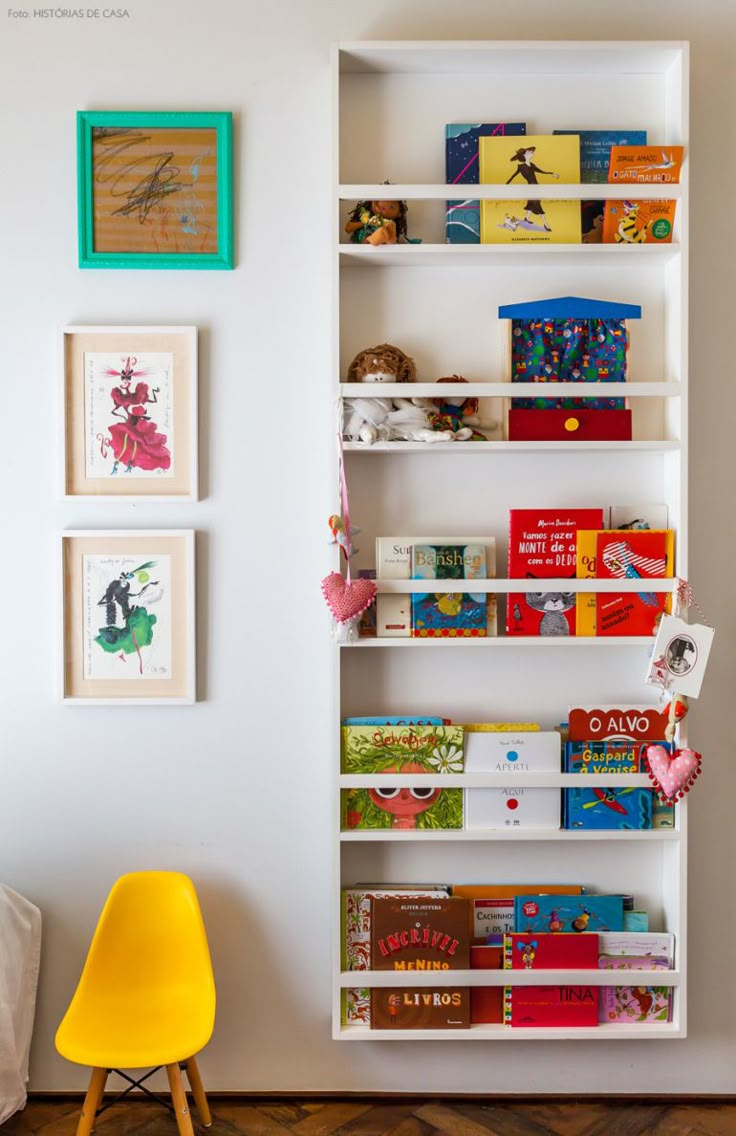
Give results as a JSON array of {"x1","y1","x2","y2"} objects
[{"x1": 95, "y1": 1066, "x2": 174, "y2": 1115}]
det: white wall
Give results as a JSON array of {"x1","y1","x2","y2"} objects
[{"x1": 1, "y1": 0, "x2": 734, "y2": 1095}]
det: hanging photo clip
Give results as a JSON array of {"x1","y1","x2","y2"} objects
[{"x1": 645, "y1": 579, "x2": 714, "y2": 699}]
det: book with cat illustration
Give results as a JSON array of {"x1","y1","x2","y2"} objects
[
  {"x1": 553, "y1": 130, "x2": 648, "y2": 240},
  {"x1": 445, "y1": 121, "x2": 527, "y2": 243},
  {"x1": 411, "y1": 543, "x2": 489, "y2": 638},
  {"x1": 507, "y1": 509, "x2": 604, "y2": 636}
]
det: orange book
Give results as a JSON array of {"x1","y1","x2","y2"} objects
[
  {"x1": 452, "y1": 884, "x2": 585, "y2": 941},
  {"x1": 602, "y1": 199, "x2": 676, "y2": 244},
  {"x1": 608, "y1": 145, "x2": 683, "y2": 184}
]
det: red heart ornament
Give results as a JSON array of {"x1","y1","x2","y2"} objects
[
  {"x1": 646, "y1": 745, "x2": 702, "y2": 804},
  {"x1": 321, "y1": 571, "x2": 377, "y2": 624}
]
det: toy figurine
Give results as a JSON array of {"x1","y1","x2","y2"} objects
[
  {"x1": 429, "y1": 376, "x2": 488, "y2": 440},
  {"x1": 345, "y1": 197, "x2": 409, "y2": 245},
  {"x1": 343, "y1": 344, "x2": 455, "y2": 445}
]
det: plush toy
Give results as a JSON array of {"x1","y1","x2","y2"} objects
[
  {"x1": 343, "y1": 344, "x2": 455, "y2": 444},
  {"x1": 428, "y1": 376, "x2": 489, "y2": 440},
  {"x1": 347, "y1": 344, "x2": 416, "y2": 384},
  {"x1": 345, "y1": 198, "x2": 409, "y2": 245}
]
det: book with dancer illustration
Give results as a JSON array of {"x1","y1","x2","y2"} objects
[{"x1": 479, "y1": 134, "x2": 581, "y2": 244}]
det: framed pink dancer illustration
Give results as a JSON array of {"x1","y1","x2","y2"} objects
[{"x1": 60, "y1": 326, "x2": 198, "y2": 500}]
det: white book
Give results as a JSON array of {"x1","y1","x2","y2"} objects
[
  {"x1": 465, "y1": 786, "x2": 560, "y2": 831},
  {"x1": 598, "y1": 932, "x2": 675, "y2": 965},
  {"x1": 375, "y1": 536, "x2": 497, "y2": 637},
  {"x1": 464, "y1": 731, "x2": 561, "y2": 772}
]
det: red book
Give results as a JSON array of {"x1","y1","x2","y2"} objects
[
  {"x1": 503, "y1": 984, "x2": 599, "y2": 1027},
  {"x1": 470, "y1": 943, "x2": 503, "y2": 1024},
  {"x1": 594, "y1": 531, "x2": 669, "y2": 636},
  {"x1": 568, "y1": 706, "x2": 669, "y2": 743},
  {"x1": 507, "y1": 509, "x2": 604, "y2": 636},
  {"x1": 503, "y1": 933, "x2": 599, "y2": 970}
]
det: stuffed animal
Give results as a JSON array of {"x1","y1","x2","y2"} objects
[
  {"x1": 343, "y1": 345, "x2": 457, "y2": 444},
  {"x1": 428, "y1": 376, "x2": 488, "y2": 440}
]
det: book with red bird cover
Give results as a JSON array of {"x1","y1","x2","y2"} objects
[
  {"x1": 507, "y1": 509, "x2": 604, "y2": 636},
  {"x1": 594, "y1": 530, "x2": 670, "y2": 636},
  {"x1": 370, "y1": 896, "x2": 470, "y2": 1029}
]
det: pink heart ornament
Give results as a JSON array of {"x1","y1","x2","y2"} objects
[
  {"x1": 646, "y1": 745, "x2": 702, "y2": 804},
  {"x1": 321, "y1": 571, "x2": 377, "y2": 624}
]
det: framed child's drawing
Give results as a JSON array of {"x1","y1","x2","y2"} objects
[
  {"x1": 60, "y1": 530, "x2": 196, "y2": 705},
  {"x1": 61, "y1": 326, "x2": 197, "y2": 500},
  {"x1": 77, "y1": 111, "x2": 233, "y2": 269}
]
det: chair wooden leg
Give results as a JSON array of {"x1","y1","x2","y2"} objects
[
  {"x1": 166, "y1": 1062, "x2": 195, "y2": 1136},
  {"x1": 183, "y1": 1055, "x2": 212, "y2": 1127},
  {"x1": 76, "y1": 1067, "x2": 108, "y2": 1136}
]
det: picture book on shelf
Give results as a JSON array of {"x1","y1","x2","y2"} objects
[
  {"x1": 564, "y1": 741, "x2": 653, "y2": 831},
  {"x1": 598, "y1": 932, "x2": 674, "y2": 963},
  {"x1": 608, "y1": 145, "x2": 684, "y2": 184},
  {"x1": 370, "y1": 896, "x2": 470, "y2": 1029},
  {"x1": 602, "y1": 198, "x2": 676, "y2": 244},
  {"x1": 465, "y1": 730, "x2": 561, "y2": 831},
  {"x1": 341, "y1": 885, "x2": 449, "y2": 1026},
  {"x1": 599, "y1": 963, "x2": 673, "y2": 1024},
  {"x1": 503, "y1": 984, "x2": 599, "y2": 1027},
  {"x1": 553, "y1": 130, "x2": 648, "y2": 183},
  {"x1": 375, "y1": 536, "x2": 496, "y2": 637},
  {"x1": 341, "y1": 723, "x2": 464, "y2": 832},
  {"x1": 445, "y1": 122, "x2": 527, "y2": 244},
  {"x1": 479, "y1": 134, "x2": 581, "y2": 244},
  {"x1": 595, "y1": 530, "x2": 672, "y2": 636},
  {"x1": 504, "y1": 932, "x2": 599, "y2": 970},
  {"x1": 567, "y1": 705, "x2": 670, "y2": 743},
  {"x1": 452, "y1": 884, "x2": 585, "y2": 940},
  {"x1": 514, "y1": 895, "x2": 624, "y2": 934},
  {"x1": 411, "y1": 543, "x2": 488, "y2": 638},
  {"x1": 471, "y1": 941, "x2": 504, "y2": 1024},
  {"x1": 507, "y1": 508, "x2": 604, "y2": 636}
]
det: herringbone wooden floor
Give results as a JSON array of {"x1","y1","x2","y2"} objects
[{"x1": 4, "y1": 1098, "x2": 736, "y2": 1136}]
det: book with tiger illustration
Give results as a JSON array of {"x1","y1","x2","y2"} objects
[
  {"x1": 602, "y1": 199, "x2": 676, "y2": 244},
  {"x1": 507, "y1": 509, "x2": 604, "y2": 636}
]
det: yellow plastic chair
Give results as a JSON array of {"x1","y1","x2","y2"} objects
[{"x1": 56, "y1": 871, "x2": 216, "y2": 1136}]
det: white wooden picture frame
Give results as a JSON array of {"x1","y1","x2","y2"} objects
[
  {"x1": 60, "y1": 325, "x2": 198, "y2": 501},
  {"x1": 60, "y1": 530, "x2": 196, "y2": 705}
]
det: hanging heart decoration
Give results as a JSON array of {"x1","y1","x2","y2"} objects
[
  {"x1": 646, "y1": 744, "x2": 702, "y2": 804},
  {"x1": 322, "y1": 571, "x2": 377, "y2": 625}
]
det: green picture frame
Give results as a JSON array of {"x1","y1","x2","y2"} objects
[{"x1": 77, "y1": 111, "x2": 233, "y2": 270}]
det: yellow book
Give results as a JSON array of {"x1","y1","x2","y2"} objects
[
  {"x1": 462, "y1": 723, "x2": 540, "y2": 732},
  {"x1": 479, "y1": 134, "x2": 581, "y2": 244},
  {"x1": 576, "y1": 529, "x2": 675, "y2": 635}
]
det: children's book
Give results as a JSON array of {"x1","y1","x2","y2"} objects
[
  {"x1": 503, "y1": 933, "x2": 599, "y2": 971},
  {"x1": 357, "y1": 569, "x2": 377, "y2": 637},
  {"x1": 341, "y1": 723, "x2": 464, "y2": 832},
  {"x1": 624, "y1": 912, "x2": 650, "y2": 932},
  {"x1": 470, "y1": 941, "x2": 504, "y2": 1024},
  {"x1": 514, "y1": 895, "x2": 624, "y2": 934},
  {"x1": 341, "y1": 886, "x2": 449, "y2": 1025},
  {"x1": 411, "y1": 543, "x2": 488, "y2": 638},
  {"x1": 342, "y1": 717, "x2": 448, "y2": 726},
  {"x1": 507, "y1": 508, "x2": 604, "y2": 636},
  {"x1": 598, "y1": 954, "x2": 673, "y2": 1024},
  {"x1": 503, "y1": 984, "x2": 599, "y2": 1027},
  {"x1": 451, "y1": 884, "x2": 585, "y2": 941},
  {"x1": 608, "y1": 145, "x2": 684, "y2": 184},
  {"x1": 598, "y1": 932, "x2": 674, "y2": 964},
  {"x1": 479, "y1": 134, "x2": 581, "y2": 244},
  {"x1": 370, "y1": 896, "x2": 470, "y2": 1029},
  {"x1": 564, "y1": 741, "x2": 653, "y2": 831},
  {"x1": 445, "y1": 122, "x2": 527, "y2": 244},
  {"x1": 465, "y1": 730, "x2": 561, "y2": 831},
  {"x1": 553, "y1": 130, "x2": 648, "y2": 183},
  {"x1": 567, "y1": 704, "x2": 670, "y2": 743},
  {"x1": 375, "y1": 536, "x2": 496, "y2": 637},
  {"x1": 602, "y1": 199, "x2": 676, "y2": 244},
  {"x1": 595, "y1": 530, "x2": 672, "y2": 636}
]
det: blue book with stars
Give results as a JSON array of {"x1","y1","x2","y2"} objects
[{"x1": 445, "y1": 122, "x2": 526, "y2": 243}]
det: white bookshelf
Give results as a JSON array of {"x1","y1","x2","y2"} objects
[{"x1": 332, "y1": 40, "x2": 688, "y2": 1041}]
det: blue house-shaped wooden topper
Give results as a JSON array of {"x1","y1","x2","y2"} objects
[{"x1": 498, "y1": 296, "x2": 641, "y2": 440}]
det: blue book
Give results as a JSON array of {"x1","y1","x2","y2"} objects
[
  {"x1": 553, "y1": 130, "x2": 648, "y2": 183},
  {"x1": 514, "y1": 894, "x2": 624, "y2": 934},
  {"x1": 445, "y1": 122, "x2": 526, "y2": 243},
  {"x1": 411, "y1": 544, "x2": 487, "y2": 638},
  {"x1": 564, "y1": 741, "x2": 654, "y2": 831}
]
